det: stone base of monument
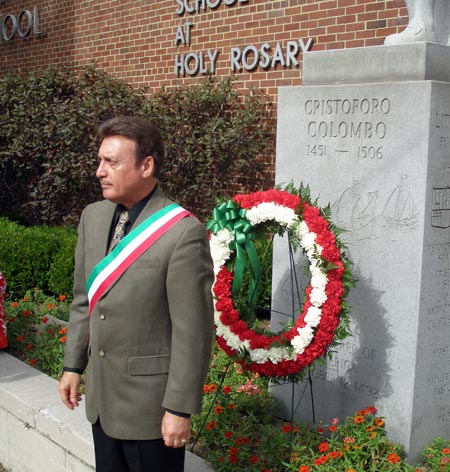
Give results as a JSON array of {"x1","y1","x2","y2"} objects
[{"x1": 273, "y1": 42, "x2": 450, "y2": 463}]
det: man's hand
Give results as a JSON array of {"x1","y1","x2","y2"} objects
[
  {"x1": 58, "y1": 371, "x2": 82, "y2": 410},
  {"x1": 161, "y1": 411, "x2": 191, "y2": 448}
]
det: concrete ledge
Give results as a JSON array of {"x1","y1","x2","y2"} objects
[{"x1": 0, "y1": 352, "x2": 212, "y2": 472}]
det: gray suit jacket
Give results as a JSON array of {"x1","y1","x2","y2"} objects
[{"x1": 64, "y1": 187, "x2": 214, "y2": 440}]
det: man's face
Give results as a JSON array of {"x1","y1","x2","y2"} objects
[{"x1": 96, "y1": 135, "x2": 154, "y2": 208}]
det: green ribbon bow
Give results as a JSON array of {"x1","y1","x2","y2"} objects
[{"x1": 207, "y1": 200, "x2": 261, "y2": 304}]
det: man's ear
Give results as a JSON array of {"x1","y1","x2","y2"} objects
[{"x1": 142, "y1": 156, "x2": 154, "y2": 178}]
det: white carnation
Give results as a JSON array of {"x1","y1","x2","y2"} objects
[
  {"x1": 304, "y1": 306, "x2": 322, "y2": 327},
  {"x1": 246, "y1": 203, "x2": 297, "y2": 227}
]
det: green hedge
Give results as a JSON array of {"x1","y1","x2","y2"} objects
[
  {"x1": 0, "y1": 66, "x2": 274, "y2": 226},
  {"x1": 0, "y1": 218, "x2": 76, "y2": 298}
]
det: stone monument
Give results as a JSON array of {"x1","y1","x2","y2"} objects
[{"x1": 273, "y1": 41, "x2": 450, "y2": 462}]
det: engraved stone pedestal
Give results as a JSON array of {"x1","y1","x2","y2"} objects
[{"x1": 273, "y1": 42, "x2": 450, "y2": 463}]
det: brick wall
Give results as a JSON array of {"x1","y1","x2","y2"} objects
[
  {"x1": 0, "y1": 0, "x2": 408, "y2": 189},
  {"x1": 1, "y1": 0, "x2": 408, "y2": 103}
]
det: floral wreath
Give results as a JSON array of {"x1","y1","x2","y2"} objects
[{"x1": 207, "y1": 185, "x2": 354, "y2": 379}]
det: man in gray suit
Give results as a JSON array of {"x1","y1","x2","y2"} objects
[{"x1": 58, "y1": 116, "x2": 214, "y2": 471}]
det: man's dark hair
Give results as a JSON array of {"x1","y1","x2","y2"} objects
[{"x1": 97, "y1": 116, "x2": 165, "y2": 177}]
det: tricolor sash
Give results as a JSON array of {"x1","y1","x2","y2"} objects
[{"x1": 86, "y1": 203, "x2": 191, "y2": 315}]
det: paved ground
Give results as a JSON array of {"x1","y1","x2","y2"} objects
[{"x1": 0, "y1": 464, "x2": 8, "y2": 472}]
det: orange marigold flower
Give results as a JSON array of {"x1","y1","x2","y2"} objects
[
  {"x1": 59, "y1": 327, "x2": 67, "y2": 335},
  {"x1": 387, "y1": 453, "x2": 401, "y2": 464},
  {"x1": 443, "y1": 448, "x2": 450, "y2": 455},
  {"x1": 206, "y1": 421, "x2": 217, "y2": 430},
  {"x1": 16, "y1": 335, "x2": 24, "y2": 342},
  {"x1": 227, "y1": 403, "x2": 237, "y2": 410},
  {"x1": 347, "y1": 469, "x2": 356, "y2": 472},
  {"x1": 23, "y1": 296, "x2": 29, "y2": 302},
  {"x1": 318, "y1": 442, "x2": 329, "y2": 453},
  {"x1": 353, "y1": 415, "x2": 365, "y2": 424},
  {"x1": 47, "y1": 303, "x2": 55, "y2": 310},
  {"x1": 366, "y1": 426, "x2": 375, "y2": 432},
  {"x1": 213, "y1": 404, "x2": 224, "y2": 414},
  {"x1": 357, "y1": 409, "x2": 365, "y2": 415},
  {"x1": 11, "y1": 302, "x2": 19, "y2": 308},
  {"x1": 329, "y1": 425, "x2": 337, "y2": 432},
  {"x1": 59, "y1": 336, "x2": 67, "y2": 343},
  {"x1": 59, "y1": 294, "x2": 66, "y2": 301},
  {"x1": 209, "y1": 383, "x2": 218, "y2": 392},
  {"x1": 298, "y1": 467, "x2": 311, "y2": 472},
  {"x1": 374, "y1": 418, "x2": 385, "y2": 427}
]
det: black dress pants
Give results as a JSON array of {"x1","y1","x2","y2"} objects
[{"x1": 92, "y1": 421, "x2": 185, "y2": 472}]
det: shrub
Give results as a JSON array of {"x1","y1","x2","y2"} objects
[
  {"x1": 0, "y1": 67, "x2": 274, "y2": 226},
  {"x1": 0, "y1": 218, "x2": 76, "y2": 297},
  {"x1": 0, "y1": 64, "x2": 150, "y2": 226},
  {"x1": 148, "y1": 77, "x2": 274, "y2": 220}
]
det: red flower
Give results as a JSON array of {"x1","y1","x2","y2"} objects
[
  {"x1": 16, "y1": 335, "x2": 24, "y2": 342},
  {"x1": 59, "y1": 327, "x2": 67, "y2": 335},
  {"x1": 282, "y1": 423, "x2": 293, "y2": 433},
  {"x1": 249, "y1": 456, "x2": 259, "y2": 464},
  {"x1": 213, "y1": 404, "x2": 224, "y2": 414},
  {"x1": 328, "y1": 451, "x2": 343, "y2": 459},
  {"x1": 318, "y1": 442, "x2": 329, "y2": 453},
  {"x1": 59, "y1": 294, "x2": 66, "y2": 301},
  {"x1": 224, "y1": 431, "x2": 234, "y2": 438},
  {"x1": 47, "y1": 304, "x2": 55, "y2": 310},
  {"x1": 59, "y1": 336, "x2": 67, "y2": 343},
  {"x1": 11, "y1": 302, "x2": 19, "y2": 308},
  {"x1": 328, "y1": 425, "x2": 337, "y2": 432},
  {"x1": 235, "y1": 437, "x2": 249, "y2": 445},
  {"x1": 229, "y1": 447, "x2": 239, "y2": 455},
  {"x1": 387, "y1": 453, "x2": 401, "y2": 464},
  {"x1": 313, "y1": 455, "x2": 329, "y2": 465},
  {"x1": 29, "y1": 359, "x2": 37, "y2": 366},
  {"x1": 26, "y1": 343, "x2": 33, "y2": 350},
  {"x1": 298, "y1": 467, "x2": 311, "y2": 472},
  {"x1": 222, "y1": 385, "x2": 232, "y2": 394},
  {"x1": 206, "y1": 421, "x2": 217, "y2": 430},
  {"x1": 228, "y1": 455, "x2": 238, "y2": 464},
  {"x1": 42, "y1": 316, "x2": 49, "y2": 324},
  {"x1": 22, "y1": 310, "x2": 31, "y2": 317},
  {"x1": 443, "y1": 448, "x2": 450, "y2": 455}
]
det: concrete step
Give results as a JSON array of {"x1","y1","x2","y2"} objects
[{"x1": 0, "y1": 352, "x2": 213, "y2": 472}]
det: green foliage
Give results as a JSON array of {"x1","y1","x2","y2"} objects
[
  {"x1": 419, "y1": 437, "x2": 450, "y2": 471},
  {"x1": 5, "y1": 289, "x2": 70, "y2": 378},
  {"x1": 0, "y1": 67, "x2": 273, "y2": 225},
  {"x1": 0, "y1": 64, "x2": 149, "y2": 226},
  {"x1": 0, "y1": 218, "x2": 76, "y2": 298},
  {"x1": 133, "y1": 76, "x2": 273, "y2": 220}
]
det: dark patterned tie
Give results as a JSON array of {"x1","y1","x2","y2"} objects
[{"x1": 108, "y1": 210, "x2": 129, "y2": 253}]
